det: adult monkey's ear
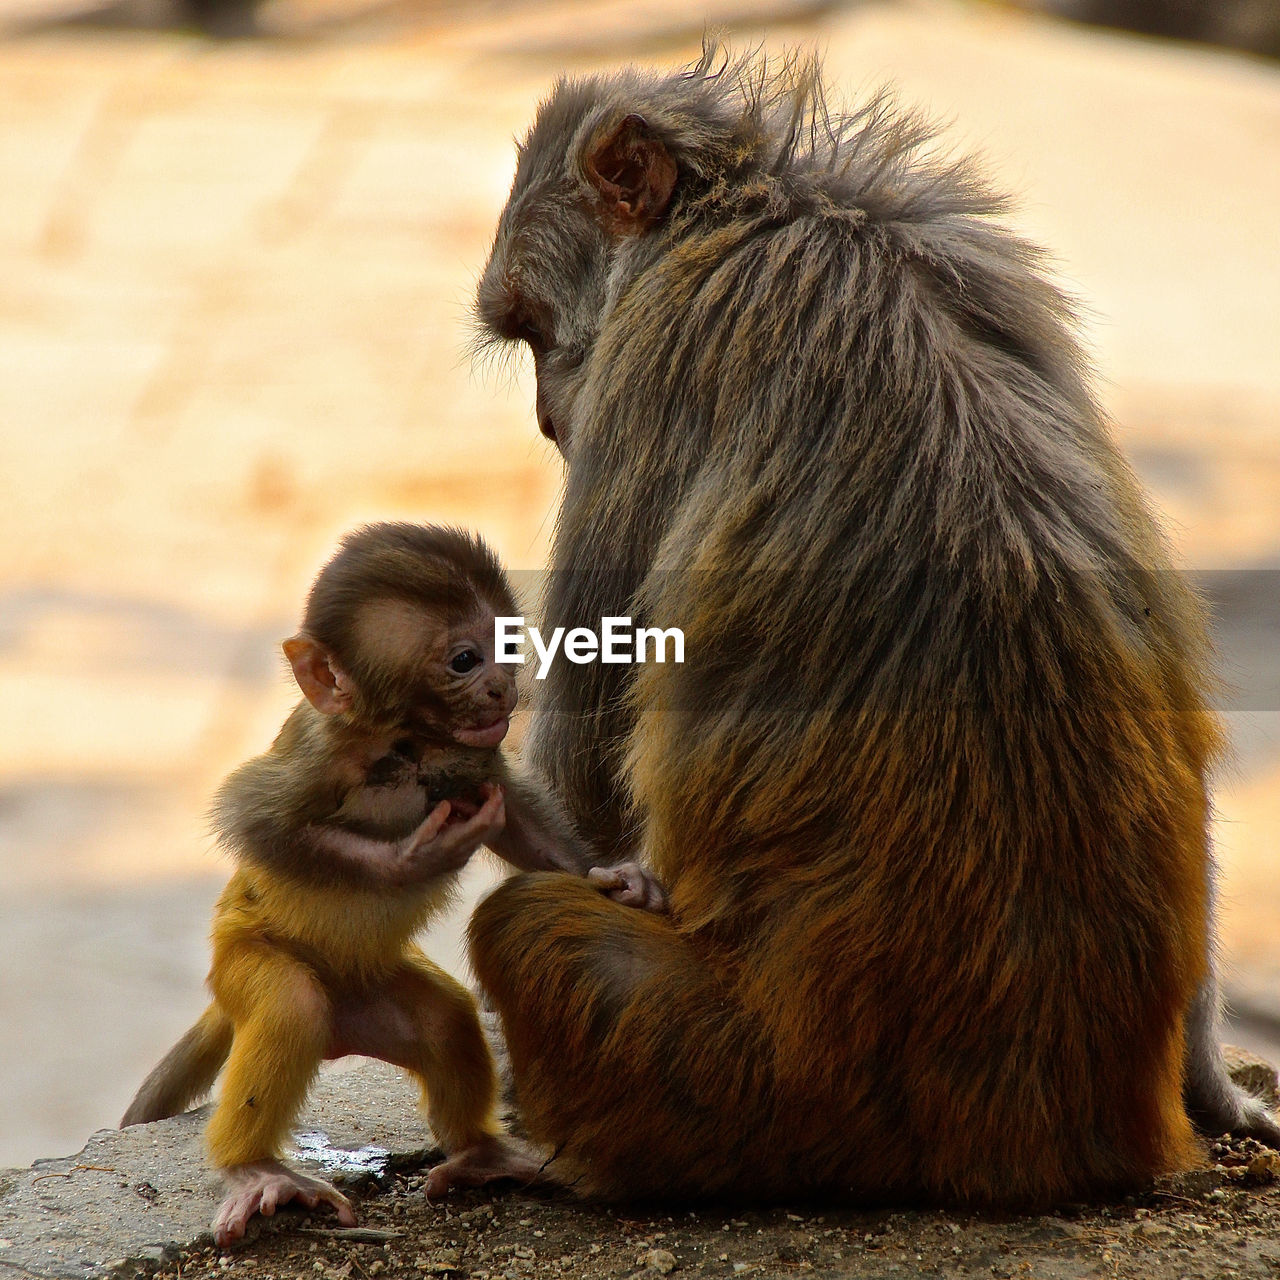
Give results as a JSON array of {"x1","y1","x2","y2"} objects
[{"x1": 585, "y1": 114, "x2": 677, "y2": 231}]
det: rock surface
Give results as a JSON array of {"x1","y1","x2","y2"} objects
[
  {"x1": 0, "y1": 1061, "x2": 433, "y2": 1280},
  {"x1": 2, "y1": 1050, "x2": 1279, "y2": 1279},
  {"x1": 1225, "y1": 1044, "x2": 1280, "y2": 1109}
]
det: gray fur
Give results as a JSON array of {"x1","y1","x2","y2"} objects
[{"x1": 475, "y1": 43, "x2": 1279, "y2": 1190}]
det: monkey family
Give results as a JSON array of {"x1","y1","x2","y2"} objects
[
  {"x1": 122, "y1": 523, "x2": 663, "y2": 1244},
  {"x1": 125, "y1": 42, "x2": 1279, "y2": 1244}
]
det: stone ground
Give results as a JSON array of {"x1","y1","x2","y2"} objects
[
  {"x1": 1, "y1": 1055, "x2": 1278, "y2": 1280},
  {"x1": 0, "y1": 0, "x2": 1278, "y2": 1199},
  {"x1": 139, "y1": 1161, "x2": 1280, "y2": 1280}
]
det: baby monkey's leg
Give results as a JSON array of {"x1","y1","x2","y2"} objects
[
  {"x1": 329, "y1": 949, "x2": 542, "y2": 1196},
  {"x1": 208, "y1": 939, "x2": 355, "y2": 1244}
]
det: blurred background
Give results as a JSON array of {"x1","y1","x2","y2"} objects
[{"x1": 1, "y1": 0, "x2": 1278, "y2": 1170}]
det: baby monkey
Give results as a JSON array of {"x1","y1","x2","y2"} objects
[{"x1": 122, "y1": 523, "x2": 662, "y2": 1245}]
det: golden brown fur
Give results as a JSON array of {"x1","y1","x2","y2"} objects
[
  {"x1": 468, "y1": 47, "x2": 1276, "y2": 1206},
  {"x1": 122, "y1": 524, "x2": 551, "y2": 1243}
]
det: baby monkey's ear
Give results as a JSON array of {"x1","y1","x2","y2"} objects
[{"x1": 283, "y1": 635, "x2": 354, "y2": 716}]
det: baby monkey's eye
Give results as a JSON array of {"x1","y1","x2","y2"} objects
[{"x1": 449, "y1": 649, "x2": 481, "y2": 674}]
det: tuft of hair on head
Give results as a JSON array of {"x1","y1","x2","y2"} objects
[
  {"x1": 480, "y1": 36, "x2": 1003, "y2": 303},
  {"x1": 302, "y1": 523, "x2": 514, "y2": 663},
  {"x1": 644, "y1": 37, "x2": 1001, "y2": 224}
]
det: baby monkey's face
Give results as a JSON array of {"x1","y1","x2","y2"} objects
[
  {"x1": 385, "y1": 602, "x2": 517, "y2": 751},
  {"x1": 286, "y1": 588, "x2": 518, "y2": 780},
  {"x1": 425, "y1": 603, "x2": 518, "y2": 748}
]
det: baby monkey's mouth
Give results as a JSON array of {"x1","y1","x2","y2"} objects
[{"x1": 452, "y1": 716, "x2": 510, "y2": 749}]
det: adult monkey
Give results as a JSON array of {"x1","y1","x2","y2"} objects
[{"x1": 470, "y1": 48, "x2": 1280, "y2": 1203}]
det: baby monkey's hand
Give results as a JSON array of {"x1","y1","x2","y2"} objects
[
  {"x1": 587, "y1": 861, "x2": 668, "y2": 913},
  {"x1": 396, "y1": 783, "x2": 505, "y2": 884}
]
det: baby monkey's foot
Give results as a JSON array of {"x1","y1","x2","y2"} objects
[
  {"x1": 424, "y1": 1135, "x2": 545, "y2": 1199},
  {"x1": 213, "y1": 1159, "x2": 356, "y2": 1246}
]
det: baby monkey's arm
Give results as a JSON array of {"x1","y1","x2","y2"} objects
[
  {"x1": 308, "y1": 785, "x2": 505, "y2": 888},
  {"x1": 490, "y1": 759, "x2": 667, "y2": 913},
  {"x1": 487, "y1": 758, "x2": 591, "y2": 874}
]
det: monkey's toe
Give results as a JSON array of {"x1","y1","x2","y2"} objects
[{"x1": 424, "y1": 1135, "x2": 545, "y2": 1199}]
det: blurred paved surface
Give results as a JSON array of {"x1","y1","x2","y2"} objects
[{"x1": 0, "y1": 0, "x2": 1278, "y2": 1168}]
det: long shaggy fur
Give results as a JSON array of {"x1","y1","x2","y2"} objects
[{"x1": 470, "y1": 45, "x2": 1234, "y2": 1205}]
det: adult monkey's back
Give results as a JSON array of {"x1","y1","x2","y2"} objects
[{"x1": 468, "y1": 48, "x2": 1280, "y2": 1203}]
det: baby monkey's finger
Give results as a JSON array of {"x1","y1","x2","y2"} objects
[{"x1": 406, "y1": 801, "x2": 453, "y2": 853}]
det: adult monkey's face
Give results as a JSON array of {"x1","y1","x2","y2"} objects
[{"x1": 474, "y1": 98, "x2": 677, "y2": 458}]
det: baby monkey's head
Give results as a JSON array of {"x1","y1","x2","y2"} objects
[{"x1": 284, "y1": 523, "x2": 518, "y2": 750}]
